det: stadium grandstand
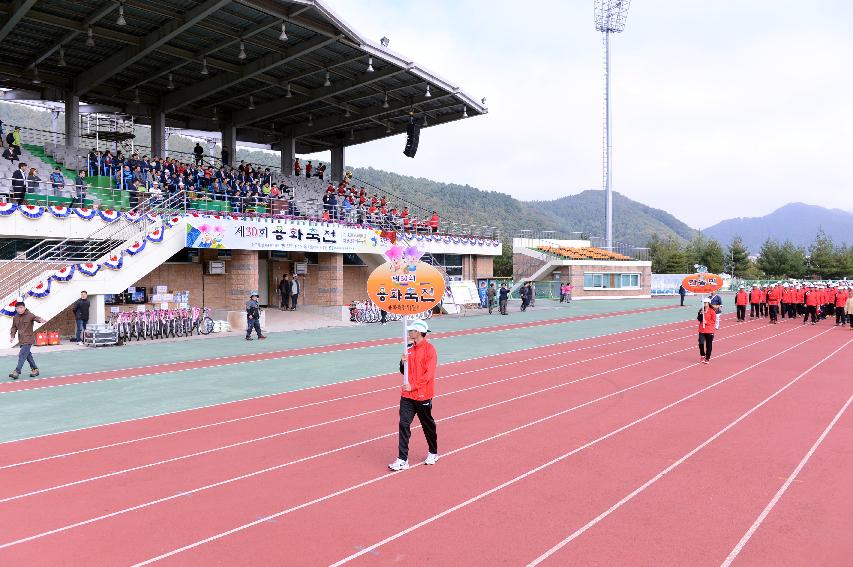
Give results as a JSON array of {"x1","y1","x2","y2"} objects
[{"x1": 0, "y1": 0, "x2": 510, "y2": 344}]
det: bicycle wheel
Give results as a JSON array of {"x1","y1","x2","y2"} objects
[
  {"x1": 174, "y1": 319, "x2": 183, "y2": 337},
  {"x1": 200, "y1": 317, "x2": 214, "y2": 335},
  {"x1": 355, "y1": 311, "x2": 367, "y2": 324}
]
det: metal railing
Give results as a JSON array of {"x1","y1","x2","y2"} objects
[
  {"x1": 0, "y1": 175, "x2": 135, "y2": 207},
  {"x1": 0, "y1": 191, "x2": 187, "y2": 301}
]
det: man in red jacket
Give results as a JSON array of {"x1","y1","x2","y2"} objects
[
  {"x1": 835, "y1": 286, "x2": 849, "y2": 326},
  {"x1": 389, "y1": 319, "x2": 439, "y2": 471},
  {"x1": 780, "y1": 284, "x2": 790, "y2": 320},
  {"x1": 749, "y1": 285, "x2": 761, "y2": 319},
  {"x1": 804, "y1": 285, "x2": 820, "y2": 325},
  {"x1": 735, "y1": 285, "x2": 748, "y2": 321},
  {"x1": 698, "y1": 297, "x2": 717, "y2": 364},
  {"x1": 767, "y1": 283, "x2": 782, "y2": 324}
]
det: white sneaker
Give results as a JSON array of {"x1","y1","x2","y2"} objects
[
  {"x1": 424, "y1": 453, "x2": 439, "y2": 465},
  {"x1": 388, "y1": 458, "x2": 409, "y2": 471}
]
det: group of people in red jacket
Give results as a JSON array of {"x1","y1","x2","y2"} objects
[{"x1": 733, "y1": 282, "x2": 852, "y2": 326}]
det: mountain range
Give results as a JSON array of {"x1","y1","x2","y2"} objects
[{"x1": 702, "y1": 203, "x2": 853, "y2": 253}]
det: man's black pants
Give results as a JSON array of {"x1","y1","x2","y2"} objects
[
  {"x1": 836, "y1": 306, "x2": 845, "y2": 325},
  {"x1": 736, "y1": 305, "x2": 746, "y2": 320},
  {"x1": 769, "y1": 305, "x2": 778, "y2": 322},
  {"x1": 698, "y1": 333, "x2": 714, "y2": 361},
  {"x1": 499, "y1": 298, "x2": 507, "y2": 315},
  {"x1": 750, "y1": 303, "x2": 759, "y2": 318},
  {"x1": 291, "y1": 293, "x2": 298, "y2": 309},
  {"x1": 280, "y1": 292, "x2": 289, "y2": 309},
  {"x1": 804, "y1": 306, "x2": 817, "y2": 324},
  {"x1": 760, "y1": 303, "x2": 768, "y2": 316},
  {"x1": 398, "y1": 397, "x2": 437, "y2": 461},
  {"x1": 780, "y1": 302, "x2": 787, "y2": 318}
]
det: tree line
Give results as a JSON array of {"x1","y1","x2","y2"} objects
[{"x1": 648, "y1": 231, "x2": 853, "y2": 279}]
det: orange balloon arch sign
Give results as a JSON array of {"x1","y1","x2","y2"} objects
[
  {"x1": 681, "y1": 272, "x2": 724, "y2": 294},
  {"x1": 367, "y1": 261, "x2": 445, "y2": 315}
]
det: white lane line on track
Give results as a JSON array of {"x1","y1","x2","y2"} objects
[
  {"x1": 525, "y1": 336, "x2": 853, "y2": 567},
  {"x1": 0, "y1": 321, "x2": 697, "y2": 471},
  {"x1": 134, "y1": 327, "x2": 823, "y2": 567},
  {"x1": 0, "y1": 315, "x2": 695, "y2": 447},
  {"x1": 0, "y1": 306, "x2": 676, "y2": 396},
  {"x1": 719, "y1": 393, "x2": 853, "y2": 567},
  {"x1": 0, "y1": 323, "x2": 786, "y2": 551}
]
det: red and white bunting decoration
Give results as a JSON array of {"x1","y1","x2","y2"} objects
[
  {"x1": 97, "y1": 209, "x2": 121, "y2": 222},
  {"x1": 74, "y1": 207, "x2": 97, "y2": 220},
  {"x1": 27, "y1": 279, "x2": 52, "y2": 298},
  {"x1": 19, "y1": 205, "x2": 45, "y2": 219},
  {"x1": 125, "y1": 211, "x2": 143, "y2": 223},
  {"x1": 0, "y1": 202, "x2": 16, "y2": 216},
  {"x1": 102, "y1": 253, "x2": 124, "y2": 270},
  {"x1": 1, "y1": 298, "x2": 21, "y2": 316},
  {"x1": 125, "y1": 239, "x2": 147, "y2": 255},
  {"x1": 146, "y1": 226, "x2": 164, "y2": 243},
  {"x1": 51, "y1": 264, "x2": 76, "y2": 282},
  {"x1": 48, "y1": 205, "x2": 71, "y2": 218},
  {"x1": 146, "y1": 213, "x2": 162, "y2": 223},
  {"x1": 77, "y1": 262, "x2": 101, "y2": 277}
]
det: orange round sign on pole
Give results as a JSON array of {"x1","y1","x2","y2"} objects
[
  {"x1": 681, "y1": 273, "x2": 724, "y2": 294},
  {"x1": 367, "y1": 261, "x2": 445, "y2": 315}
]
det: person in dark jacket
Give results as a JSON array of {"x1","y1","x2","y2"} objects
[
  {"x1": 278, "y1": 275, "x2": 291, "y2": 310},
  {"x1": 678, "y1": 284, "x2": 687, "y2": 306},
  {"x1": 11, "y1": 162, "x2": 27, "y2": 204},
  {"x1": 74, "y1": 170, "x2": 88, "y2": 207},
  {"x1": 487, "y1": 283, "x2": 496, "y2": 314},
  {"x1": 72, "y1": 291, "x2": 90, "y2": 343},
  {"x1": 520, "y1": 282, "x2": 531, "y2": 312},
  {"x1": 498, "y1": 283, "x2": 509, "y2": 315},
  {"x1": 245, "y1": 292, "x2": 266, "y2": 341},
  {"x1": 193, "y1": 143, "x2": 204, "y2": 166},
  {"x1": 9, "y1": 301, "x2": 45, "y2": 379}
]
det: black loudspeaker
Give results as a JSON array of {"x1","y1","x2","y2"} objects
[{"x1": 403, "y1": 120, "x2": 420, "y2": 158}]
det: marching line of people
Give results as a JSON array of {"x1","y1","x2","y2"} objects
[{"x1": 733, "y1": 282, "x2": 853, "y2": 327}]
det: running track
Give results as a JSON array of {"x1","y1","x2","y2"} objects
[{"x1": 1, "y1": 315, "x2": 850, "y2": 566}]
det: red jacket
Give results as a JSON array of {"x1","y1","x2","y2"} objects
[
  {"x1": 749, "y1": 289, "x2": 761, "y2": 303},
  {"x1": 767, "y1": 287, "x2": 782, "y2": 306},
  {"x1": 805, "y1": 290, "x2": 820, "y2": 307},
  {"x1": 735, "y1": 291, "x2": 748, "y2": 306},
  {"x1": 836, "y1": 291, "x2": 849, "y2": 308},
  {"x1": 403, "y1": 339, "x2": 437, "y2": 401},
  {"x1": 782, "y1": 289, "x2": 792, "y2": 303},
  {"x1": 699, "y1": 307, "x2": 717, "y2": 334}
]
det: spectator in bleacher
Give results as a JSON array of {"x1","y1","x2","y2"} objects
[
  {"x1": 261, "y1": 168, "x2": 272, "y2": 187},
  {"x1": 11, "y1": 126, "x2": 22, "y2": 155},
  {"x1": 221, "y1": 146, "x2": 230, "y2": 167},
  {"x1": 293, "y1": 158, "x2": 301, "y2": 176},
  {"x1": 26, "y1": 167, "x2": 41, "y2": 194},
  {"x1": 429, "y1": 211, "x2": 439, "y2": 233},
  {"x1": 12, "y1": 162, "x2": 27, "y2": 205},
  {"x1": 342, "y1": 195, "x2": 353, "y2": 221},
  {"x1": 129, "y1": 179, "x2": 141, "y2": 209},
  {"x1": 87, "y1": 148, "x2": 98, "y2": 176},
  {"x1": 101, "y1": 150, "x2": 113, "y2": 176},
  {"x1": 0, "y1": 118, "x2": 4, "y2": 145},
  {"x1": 2, "y1": 143, "x2": 19, "y2": 163},
  {"x1": 49, "y1": 166, "x2": 65, "y2": 194},
  {"x1": 193, "y1": 143, "x2": 204, "y2": 166},
  {"x1": 74, "y1": 170, "x2": 87, "y2": 207},
  {"x1": 306, "y1": 161, "x2": 312, "y2": 178},
  {"x1": 316, "y1": 163, "x2": 326, "y2": 180}
]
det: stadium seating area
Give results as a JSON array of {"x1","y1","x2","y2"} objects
[{"x1": 537, "y1": 245, "x2": 634, "y2": 261}]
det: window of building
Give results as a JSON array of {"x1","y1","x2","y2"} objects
[
  {"x1": 425, "y1": 253, "x2": 462, "y2": 279},
  {"x1": 583, "y1": 272, "x2": 641, "y2": 290}
]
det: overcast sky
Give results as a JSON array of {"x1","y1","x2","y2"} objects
[{"x1": 307, "y1": 0, "x2": 853, "y2": 229}]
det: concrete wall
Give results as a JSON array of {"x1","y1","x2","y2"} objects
[{"x1": 564, "y1": 263, "x2": 652, "y2": 298}]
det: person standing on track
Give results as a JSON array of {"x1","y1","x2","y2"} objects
[
  {"x1": 697, "y1": 297, "x2": 716, "y2": 364},
  {"x1": 735, "y1": 285, "x2": 748, "y2": 321},
  {"x1": 845, "y1": 288, "x2": 853, "y2": 329},
  {"x1": 498, "y1": 283, "x2": 509, "y2": 315},
  {"x1": 245, "y1": 292, "x2": 266, "y2": 341},
  {"x1": 9, "y1": 301, "x2": 45, "y2": 380},
  {"x1": 767, "y1": 283, "x2": 782, "y2": 324},
  {"x1": 679, "y1": 284, "x2": 687, "y2": 307},
  {"x1": 487, "y1": 283, "x2": 496, "y2": 314},
  {"x1": 803, "y1": 284, "x2": 819, "y2": 325},
  {"x1": 834, "y1": 285, "x2": 849, "y2": 326},
  {"x1": 749, "y1": 284, "x2": 761, "y2": 319},
  {"x1": 389, "y1": 320, "x2": 438, "y2": 471}
]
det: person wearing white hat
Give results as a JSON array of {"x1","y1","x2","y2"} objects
[
  {"x1": 389, "y1": 319, "x2": 439, "y2": 471},
  {"x1": 834, "y1": 285, "x2": 849, "y2": 326},
  {"x1": 845, "y1": 287, "x2": 853, "y2": 329},
  {"x1": 735, "y1": 285, "x2": 748, "y2": 322},
  {"x1": 697, "y1": 297, "x2": 717, "y2": 364},
  {"x1": 749, "y1": 284, "x2": 761, "y2": 319}
]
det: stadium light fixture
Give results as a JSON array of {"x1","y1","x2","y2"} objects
[
  {"x1": 279, "y1": 22, "x2": 288, "y2": 41},
  {"x1": 248, "y1": 95, "x2": 255, "y2": 110},
  {"x1": 382, "y1": 93, "x2": 389, "y2": 108},
  {"x1": 324, "y1": 70, "x2": 331, "y2": 87},
  {"x1": 201, "y1": 57, "x2": 209, "y2": 75},
  {"x1": 238, "y1": 41, "x2": 247, "y2": 60},
  {"x1": 366, "y1": 57, "x2": 374, "y2": 72},
  {"x1": 308, "y1": 113, "x2": 313, "y2": 127},
  {"x1": 58, "y1": 47, "x2": 66, "y2": 67},
  {"x1": 349, "y1": 128, "x2": 355, "y2": 140},
  {"x1": 133, "y1": 88, "x2": 140, "y2": 104},
  {"x1": 462, "y1": 106, "x2": 468, "y2": 118},
  {"x1": 285, "y1": 83, "x2": 292, "y2": 98},
  {"x1": 594, "y1": 0, "x2": 632, "y2": 250},
  {"x1": 385, "y1": 121, "x2": 391, "y2": 133},
  {"x1": 167, "y1": 73, "x2": 174, "y2": 90},
  {"x1": 32, "y1": 68, "x2": 41, "y2": 84},
  {"x1": 344, "y1": 105, "x2": 351, "y2": 118},
  {"x1": 116, "y1": 3, "x2": 127, "y2": 26},
  {"x1": 424, "y1": 84, "x2": 431, "y2": 98},
  {"x1": 86, "y1": 26, "x2": 95, "y2": 47}
]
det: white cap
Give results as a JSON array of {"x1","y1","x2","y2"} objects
[
  {"x1": 702, "y1": 297, "x2": 712, "y2": 303},
  {"x1": 739, "y1": 285, "x2": 744, "y2": 289},
  {"x1": 406, "y1": 320, "x2": 430, "y2": 333}
]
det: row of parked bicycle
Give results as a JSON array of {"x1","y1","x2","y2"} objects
[
  {"x1": 348, "y1": 300, "x2": 433, "y2": 324},
  {"x1": 109, "y1": 306, "x2": 215, "y2": 341}
]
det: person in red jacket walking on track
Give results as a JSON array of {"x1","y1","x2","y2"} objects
[
  {"x1": 389, "y1": 319, "x2": 439, "y2": 471},
  {"x1": 835, "y1": 286, "x2": 849, "y2": 326},
  {"x1": 767, "y1": 284, "x2": 782, "y2": 324},
  {"x1": 804, "y1": 285, "x2": 820, "y2": 325},
  {"x1": 735, "y1": 285, "x2": 748, "y2": 321},
  {"x1": 698, "y1": 297, "x2": 717, "y2": 364}
]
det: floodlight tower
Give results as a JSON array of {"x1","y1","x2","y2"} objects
[{"x1": 595, "y1": 0, "x2": 631, "y2": 250}]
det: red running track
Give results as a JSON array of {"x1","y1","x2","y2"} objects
[
  {"x1": 0, "y1": 319, "x2": 822, "y2": 565},
  {"x1": 0, "y1": 304, "x2": 678, "y2": 394}
]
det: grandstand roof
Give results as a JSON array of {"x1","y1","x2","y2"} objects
[{"x1": 0, "y1": 0, "x2": 487, "y2": 153}]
